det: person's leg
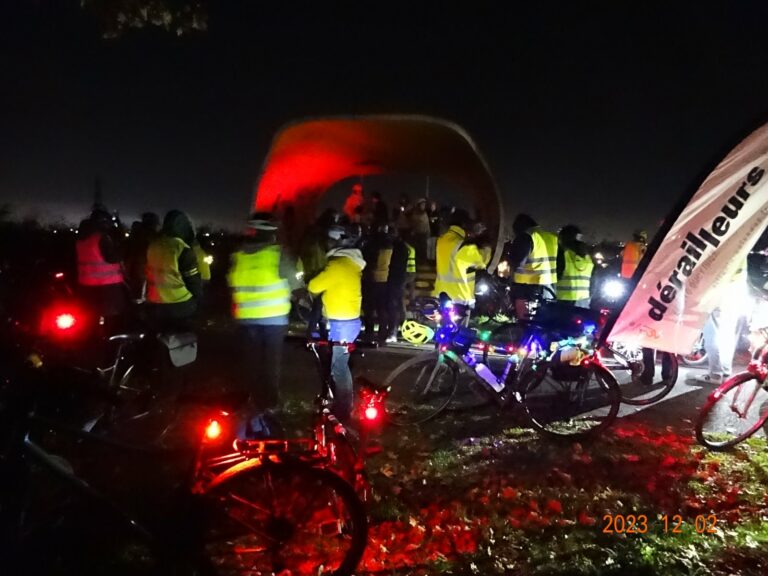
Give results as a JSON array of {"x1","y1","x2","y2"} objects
[
  {"x1": 661, "y1": 352, "x2": 672, "y2": 381},
  {"x1": 387, "y1": 285, "x2": 404, "y2": 340},
  {"x1": 362, "y1": 281, "x2": 377, "y2": 339},
  {"x1": 718, "y1": 310, "x2": 739, "y2": 377},
  {"x1": 703, "y1": 310, "x2": 723, "y2": 378},
  {"x1": 261, "y1": 325, "x2": 286, "y2": 410},
  {"x1": 640, "y1": 348, "x2": 656, "y2": 384},
  {"x1": 331, "y1": 345, "x2": 354, "y2": 422},
  {"x1": 375, "y1": 283, "x2": 389, "y2": 340}
]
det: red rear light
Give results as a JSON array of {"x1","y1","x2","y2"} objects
[
  {"x1": 364, "y1": 406, "x2": 379, "y2": 421},
  {"x1": 205, "y1": 419, "x2": 222, "y2": 441},
  {"x1": 55, "y1": 313, "x2": 76, "y2": 330}
]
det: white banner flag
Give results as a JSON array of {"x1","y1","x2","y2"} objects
[{"x1": 609, "y1": 123, "x2": 768, "y2": 354}]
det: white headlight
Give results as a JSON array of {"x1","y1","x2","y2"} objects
[
  {"x1": 602, "y1": 279, "x2": 626, "y2": 299},
  {"x1": 203, "y1": 255, "x2": 214, "y2": 265},
  {"x1": 476, "y1": 282, "x2": 489, "y2": 295}
]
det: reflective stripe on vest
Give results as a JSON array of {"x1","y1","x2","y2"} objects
[
  {"x1": 513, "y1": 229, "x2": 558, "y2": 286},
  {"x1": 229, "y1": 246, "x2": 291, "y2": 320},
  {"x1": 621, "y1": 242, "x2": 644, "y2": 279},
  {"x1": 146, "y1": 236, "x2": 193, "y2": 304},
  {"x1": 76, "y1": 233, "x2": 123, "y2": 286},
  {"x1": 406, "y1": 243, "x2": 416, "y2": 274},
  {"x1": 556, "y1": 249, "x2": 594, "y2": 301}
]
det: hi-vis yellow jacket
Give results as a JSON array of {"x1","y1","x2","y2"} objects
[
  {"x1": 228, "y1": 245, "x2": 291, "y2": 321},
  {"x1": 513, "y1": 229, "x2": 558, "y2": 286},
  {"x1": 557, "y1": 249, "x2": 594, "y2": 302},
  {"x1": 432, "y1": 226, "x2": 491, "y2": 304}
]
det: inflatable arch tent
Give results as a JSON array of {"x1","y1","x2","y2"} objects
[{"x1": 252, "y1": 115, "x2": 505, "y2": 268}]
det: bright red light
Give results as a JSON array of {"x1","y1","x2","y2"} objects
[
  {"x1": 54, "y1": 272, "x2": 65, "y2": 279},
  {"x1": 55, "y1": 313, "x2": 76, "y2": 330},
  {"x1": 364, "y1": 406, "x2": 379, "y2": 421},
  {"x1": 205, "y1": 420, "x2": 222, "y2": 440}
]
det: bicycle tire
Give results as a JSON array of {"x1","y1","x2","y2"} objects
[
  {"x1": 695, "y1": 372, "x2": 768, "y2": 451},
  {"x1": 201, "y1": 460, "x2": 367, "y2": 576},
  {"x1": 383, "y1": 351, "x2": 458, "y2": 426},
  {"x1": 679, "y1": 334, "x2": 708, "y2": 367},
  {"x1": 603, "y1": 346, "x2": 679, "y2": 406},
  {"x1": 518, "y1": 361, "x2": 621, "y2": 439}
]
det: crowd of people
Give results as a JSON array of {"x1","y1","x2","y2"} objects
[{"x1": 66, "y1": 185, "x2": 750, "y2": 433}]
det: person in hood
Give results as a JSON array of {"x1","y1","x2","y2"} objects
[
  {"x1": 145, "y1": 209, "x2": 201, "y2": 331},
  {"x1": 228, "y1": 213, "x2": 299, "y2": 423},
  {"x1": 307, "y1": 224, "x2": 366, "y2": 423}
]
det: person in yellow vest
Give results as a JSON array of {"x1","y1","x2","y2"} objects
[
  {"x1": 75, "y1": 207, "x2": 127, "y2": 329},
  {"x1": 503, "y1": 213, "x2": 558, "y2": 319},
  {"x1": 307, "y1": 225, "x2": 366, "y2": 423},
  {"x1": 145, "y1": 210, "x2": 202, "y2": 332},
  {"x1": 556, "y1": 225, "x2": 594, "y2": 308},
  {"x1": 620, "y1": 230, "x2": 647, "y2": 279},
  {"x1": 228, "y1": 213, "x2": 298, "y2": 416},
  {"x1": 432, "y1": 209, "x2": 492, "y2": 323}
]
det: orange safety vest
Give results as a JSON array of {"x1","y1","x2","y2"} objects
[
  {"x1": 621, "y1": 241, "x2": 645, "y2": 279},
  {"x1": 76, "y1": 233, "x2": 123, "y2": 286}
]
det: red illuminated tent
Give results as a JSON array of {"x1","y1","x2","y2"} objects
[{"x1": 252, "y1": 115, "x2": 504, "y2": 267}]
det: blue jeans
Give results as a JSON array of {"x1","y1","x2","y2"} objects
[{"x1": 329, "y1": 318, "x2": 361, "y2": 421}]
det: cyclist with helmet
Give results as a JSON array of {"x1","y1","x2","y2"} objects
[
  {"x1": 228, "y1": 212, "x2": 299, "y2": 416},
  {"x1": 307, "y1": 224, "x2": 366, "y2": 423}
]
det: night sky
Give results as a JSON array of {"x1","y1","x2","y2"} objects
[{"x1": 3, "y1": 1, "x2": 768, "y2": 240}]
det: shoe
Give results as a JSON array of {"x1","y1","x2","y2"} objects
[
  {"x1": 688, "y1": 373, "x2": 724, "y2": 385},
  {"x1": 385, "y1": 335, "x2": 398, "y2": 344}
]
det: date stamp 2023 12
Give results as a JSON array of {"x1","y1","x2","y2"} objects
[{"x1": 602, "y1": 514, "x2": 718, "y2": 535}]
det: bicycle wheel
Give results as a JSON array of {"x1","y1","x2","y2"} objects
[
  {"x1": 383, "y1": 351, "x2": 458, "y2": 426},
  {"x1": 602, "y1": 345, "x2": 678, "y2": 406},
  {"x1": 679, "y1": 333, "x2": 708, "y2": 367},
  {"x1": 518, "y1": 361, "x2": 621, "y2": 439},
  {"x1": 202, "y1": 461, "x2": 367, "y2": 576},
  {"x1": 695, "y1": 372, "x2": 768, "y2": 451}
]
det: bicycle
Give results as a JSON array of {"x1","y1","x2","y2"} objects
[
  {"x1": 598, "y1": 340, "x2": 679, "y2": 406},
  {"x1": 12, "y1": 285, "x2": 200, "y2": 444},
  {"x1": 192, "y1": 338, "x2": 389, "y2": 573},
  {"x1": 695, "y1": 327, "x2": 768, "y2": 451},
  {"x1": 384, "y1": 295, "x2": 621, "y2": 439},
  {"x1": 0, "y1": 342, "x2": 382, "y2": 575}
]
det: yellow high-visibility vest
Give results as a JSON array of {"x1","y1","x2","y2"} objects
[
  {"x1": 406, "y1": 243, "x2": 416, "y2": 274},
  {"x1": 227, "y1": 245, "x2": 291, "y2": 320},
  {"x1": 432, "y1": 226, "x2": 491, "y2": 304},
  {"x1": 513, "y1": 229, "x2": 558, "y2": 286},
  {"x1": 557, "y1": 249, "x2": 594, "y2": 302},
  {"x1": 146, "y1": 236, "x2": 194, "y2": 304}
]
